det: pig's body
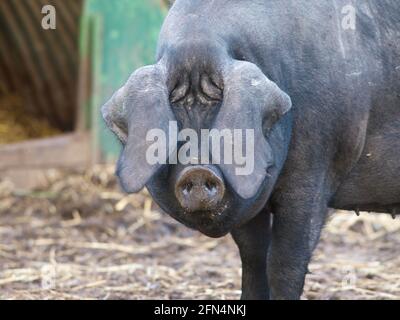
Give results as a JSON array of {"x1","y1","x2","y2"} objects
[
  {"x1": 160, "y1": 0, "x2": 400, "y2": 211},
  {"x1": 103, "y1": 0, "x2": 400, "y2": 299}
]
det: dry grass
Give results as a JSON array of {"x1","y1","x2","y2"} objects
[
  {"x1": 0, "y1": 94, "x2": 60, "y2": 144},
  {"x1": 1, "y1": 165, "x2": 400, "y2": 300}
]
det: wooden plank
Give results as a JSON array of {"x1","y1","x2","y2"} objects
[
  {"x1": 0, "y1": 132, "x2": 91, "y2": 171},
  {"x1": 1, "y1": 169, "x2": 54, "y2": 190}
]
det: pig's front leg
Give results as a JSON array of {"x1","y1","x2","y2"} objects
[
  {"x1": 268, "y1": 189, "x2": 329, "y2": 300},
  {"x1": 268, "y1": 181, "x2": 329, "y2": 300},
  {"x1": 231, "y1": 208, "x2": 271, "y2": 300}
]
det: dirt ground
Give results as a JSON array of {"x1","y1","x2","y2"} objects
[{"x1": 1, "y1": 165, "x2": 400, "y2": 300}]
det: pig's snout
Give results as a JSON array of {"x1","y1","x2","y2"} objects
[{"x1": 175, "y1": 166, "x2": 225, "y2": 212}]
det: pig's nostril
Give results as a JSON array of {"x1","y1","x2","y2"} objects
[
  {"x1": 205, "y1": 180, "x2": 217, "y2": 192},
  {"x1": 183, "y1": 182, "x2": 193, "y2": 194}
]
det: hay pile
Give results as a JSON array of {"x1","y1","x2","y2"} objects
[
  {"x1": 1, "y1": 166, "x2": 400, "y2": 300},
  {"x1": 0, "y1": 94, "x2": 60, "y2": 144}
]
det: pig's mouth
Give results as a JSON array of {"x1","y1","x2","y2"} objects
[
  {"x1": 172, "y1": 169, "x2": 276, "y2": 237},
  {"x1": 166, "y1": 165, "x2": 235, "y2": 237},
  {"x1": 174, "y1": 205, "x2": 234, "y2": 238},
  {"x1": 146, "y1": 163, "x2": 275, "y2": 238}
]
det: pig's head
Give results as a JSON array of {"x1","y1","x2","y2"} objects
[{"x1": 102, "y1": 40, "x2": 292, "y2": 238}]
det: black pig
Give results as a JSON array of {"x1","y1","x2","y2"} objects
[{"x1": 102, "y1": 0, "x2": 400, "y2": 299}]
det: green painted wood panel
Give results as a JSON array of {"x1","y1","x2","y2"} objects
[{"x1": 82, "y1": 0, "x2": 168, "y2": 161}]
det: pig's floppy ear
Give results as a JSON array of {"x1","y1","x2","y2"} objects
[
  {"x1": 101, "y1": 86, "x2": 129, "y2": 144},
  {"x1": 213, "y1": 61, "x2": 292, "y2": 199},
  {"x1": 101, "y1": 64, "x2": 176, "y2": 193}
]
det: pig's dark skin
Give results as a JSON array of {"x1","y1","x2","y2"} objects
[{"x1": 102, "y1": 0, "x2": 400, "y2": 299}]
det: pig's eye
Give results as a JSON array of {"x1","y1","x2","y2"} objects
[
  {"x1": 170, "y1": 81, "x2": 189, "y2": 104},
  {"x1": 200, "y1": 74, "x2": 223, "y2": 101}
]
